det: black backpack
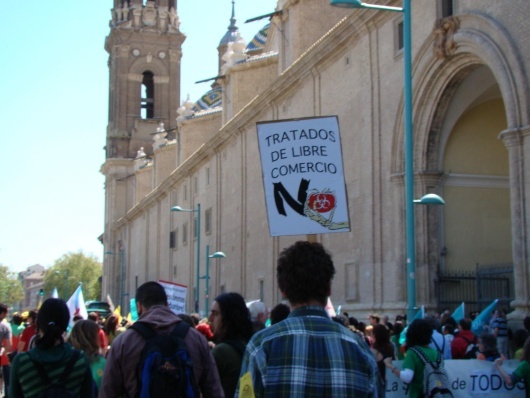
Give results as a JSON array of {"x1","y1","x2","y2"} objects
[
  {"x1": 31, "y1": 350, "x2": 82, "y2": 398},
  {"x1": 409, "y1": 347, "x2": 453, "y2": 398},
  {"x1": 131, "y1": 321, "x2": 198, "y2": 398},
  {"x1": 460, "y1": 335, "x2": 479, "y2": 359}
]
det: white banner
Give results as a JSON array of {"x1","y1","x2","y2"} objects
[
  {"x1": 256, "y1": 116, "x2": 350, "y2": 236},
  {"x1": 158, "y1": 280, "x2": 187, "y2": 314},
  {"x1": 386, "y1": 360, "x2": 525, "y2": 397}
]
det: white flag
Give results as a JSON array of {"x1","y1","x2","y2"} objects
[{"x1": 66, "y1": 284, "x2": 88, "y2": 326}]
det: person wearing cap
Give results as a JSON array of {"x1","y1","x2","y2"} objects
[
  {"x1": 18, "y1": 310, "x2": 37, "y2": 352},
  {"x1": 9, "y1": 298, "x2": 93, "y2": 397}
]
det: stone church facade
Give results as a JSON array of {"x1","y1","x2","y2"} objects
[{"x1": 101, "y1": 0, "x2": 530, "y2": 322}]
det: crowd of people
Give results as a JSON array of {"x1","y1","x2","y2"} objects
[{"x1": 0, "y1": 240, "x2": 529, "y2": 397}]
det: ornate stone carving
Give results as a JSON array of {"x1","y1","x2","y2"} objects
[
  {"x1": 142, "y1": 1, "x2": 157, "y2": 27},
  {"x1": 433, "y1": 16, "x2": 460, "y2": 60}
]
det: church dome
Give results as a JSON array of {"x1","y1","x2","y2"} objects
[
  {"x1": 246, "y1": 23, "x2": 269, "y2": 54},
  {"x1": 192, "y1": 87, "x2": 222, "y2": 112}
]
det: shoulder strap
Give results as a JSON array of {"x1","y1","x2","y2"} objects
[
  {"x1": 171, "y1": 321, "x2": 190, "y2": 339},
  {"x1": 431, "y1": 336, "x2": 445, "y2": 353},
  {"x1": 130, "y1": 322, "x2": 158, "y2": 340},
  {"x1": 410, "y1": 346, "x2": 441, "y2": 367}
]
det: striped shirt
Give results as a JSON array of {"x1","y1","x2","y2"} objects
[
  {"x1": 10, "y1": 344, "x2": 93, "y2": 398},
  {"x1": 237, "y1": 306, "x2": 381, "y2": 398}
]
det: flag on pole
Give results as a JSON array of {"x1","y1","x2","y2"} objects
[
  {"x1": 66, "y1": 284, "x2": 88, "y2": 326},
  {"x1": 451, "y1": 302, "x2": 465, "y2": 323},
  {"x1": 52, "y1": 288, "x2": 59, "y2": 299},
  {"x1": 472, "y1": 299, "x2": 498, "y2": 336},
  {"x1": 400, "y1": 305, "x2": 425, "y2": 344}
]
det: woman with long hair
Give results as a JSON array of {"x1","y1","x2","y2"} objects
[
  {"x1": 208, "y1": 292, "x2": 253, "y2": 398},
  {"x1": 477, "y1": 333, "x2": 505, "y2": 361},
  {"x1": 371, "y1": 324, "x2": 395, "y2": 383},
  {"x1": 496, "y1": 337, "x2": 530, "y2": 396},
  {"x1": 103, "y1": 315, "x2": 124, "y2": 349},
  {"x1": 384, "y1": 319, "x2": 452, "y2": 398},
  {"x1": 9, "y1": 298, "x2": 93, "y2": 397},
  {"x1": 68, "y1": 320, "x2": 106, "y2": 393}
]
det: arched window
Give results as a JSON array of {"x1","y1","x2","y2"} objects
[{"x1": 141, "y1": 71, "x2": 154, "y2": 119}]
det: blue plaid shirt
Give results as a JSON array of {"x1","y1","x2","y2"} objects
[{"x1": 236, "y1": 306, "x2": 381, "y2": 397}]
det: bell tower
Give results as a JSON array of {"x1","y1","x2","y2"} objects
[{"x1": 101, "y1": 0, "x2": 185, "y2": 302}]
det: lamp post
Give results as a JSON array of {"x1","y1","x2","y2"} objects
[
  {"x1": 171, "y1": 203, "x2": 201, "y2": 312},
  {"x1": 54, "y1": 269, "x2": 69, "y2": 298},
  {"x1": 105, "y1": 249, "x2": 126, "y2": 312},
  {"x1": 201, "y1": 245, "x2": 226, "y2": 315},
  {"x1": 330, "y1": 0, "x2": 431, "y2": 323}
]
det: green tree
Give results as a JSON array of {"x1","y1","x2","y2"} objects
[
  {"x1": 43, "y1": 251, "x2": 102, "y2": 301},
  {"x1": 0, "y1": 266, "x2": 24, "y2": 307}
]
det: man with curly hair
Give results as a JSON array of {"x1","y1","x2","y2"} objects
[{"x1": 236, "y1": 241, "x2": 382, "y2": 397}]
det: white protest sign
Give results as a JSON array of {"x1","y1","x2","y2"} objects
[
  {"x1": 158, "y1": 280, "x2": 187, "y2": 314},
  {"x1": 385, "y1": 360, "x2": 525, "y2": 397},
  {"x1": 257, "y1": 116, "x2": 350, "y2": 236}
]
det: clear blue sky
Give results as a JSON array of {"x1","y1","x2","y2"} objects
[{"x1": 0, "y1": 0, "x2": 277, "y2": 274}]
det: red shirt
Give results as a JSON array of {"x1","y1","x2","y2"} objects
[
  {"x1": 98, "y1": 328, "x2": 108, "y2": 350},
  {"x1": 19, "y1": 324, "x2": 36, "y2": 352},
  {"x1": 451, "y1": 329, "x2": 476, "y2": 359}
]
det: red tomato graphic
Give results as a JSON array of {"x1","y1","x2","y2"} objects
[{"x1": 308, "y1": 193, "x2": 336, "y2": 213}]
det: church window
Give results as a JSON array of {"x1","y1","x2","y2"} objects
[
  {"x1": 441, "y1": 0, "x2": 454, "y2": 18},
  {"x1": 141, "y1": 71, "x2": 154, "y2": 119}
]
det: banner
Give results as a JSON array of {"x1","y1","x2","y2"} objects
[
  {"x1": 385, "y1": 359, "x2": 525, "y2": 397},
  {"x1": 257, "y1": 116, "x2": 350, "y2": 236},
  {"x1": 158, "y1": 280, "x2": 187, "y2": 315}
]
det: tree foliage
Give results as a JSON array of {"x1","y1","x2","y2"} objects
[
  {"x1": 0, "y1": 266, "x2": 24, "y2": 307},
  {"x1": 43, "y1": 251, "x2": 102, "y2": 301}
]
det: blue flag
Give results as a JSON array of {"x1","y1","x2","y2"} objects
[
  {"x1": 451, "y1": 302, "x2": 465, "y2": 323},
  {"x1": 472, "y1": 299, "x2": 498, "y2": 336}
]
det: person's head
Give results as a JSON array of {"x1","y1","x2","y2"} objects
[
  {"x1": 372, "y1": 324, "x2": 391, "y2": 350},
  {"x1": 11, "y1": 313, "x2": 23, "y2": 326},
  {"x1": 406, "y1": 319, "x2": 433, "y2": 347},
  {"x1": 276, "y1": 241, "x2": 335, "y2": 306},
  {"x1": 478, "y1": 333, "x2": 498, "y2": 354},
  {"x1": 0, "y1": 304, "x2": 8, "y2": 320},
  {"x1": 68, "y1": 320, "x2": 101, "y2": 362},
  {"x1": 246, "y1": 300, "x2": 268, "y2": 325},
  {"x1": 104, "y1": 315, "x2": 119, "y2": 335},
  {"x1": 458, "y1": 318, "x2": 472, "y2": 331},
  {"x1": 73, "y1": 315, "x2": 84, "y2": 323},
  {"x1": 88, "y1": 312, "x2": 99, "y2": 322},
  {"x1": 136, "y1": 281, "x2": 168, "y2": 315},
  {"x1": 209, "y1": 292, "x2": 253, "y2": 342},
  {"x1": 393, "y1": 321, "x2": 404, "y2": 337},
  {"x1": 349, "y1": 316, "x2": 359, "y2": 330},
  {"x1": 269, "y1": 303, "x2": 290, "y2": 325},
  {"x1": 36, "y1": 298, "x2": 70, "y2": 349},
  {"x1": 369, "y1": 314, "x2": 380, "y2": 326},
  {"x1": 442, "y1": 323, "x2": 455, "y2": 335},
  {"x1": 27, "y1": 310, "x2": 37, "y2": 325}
]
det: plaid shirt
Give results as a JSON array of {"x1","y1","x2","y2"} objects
[{"x1": 236, "y1": 306, "x2": 381, "y2": 398}]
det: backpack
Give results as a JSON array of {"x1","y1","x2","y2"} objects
[
  {"x1": 131, "y1": 321, "x2": 198, "y2": 398},
  {"x1": 460, "y1": 335, "x2": 479, "y2": 359},
  {"x1": 409, "y1": 347, "x2": 453, "y2": 398},
  {"x1": 31, "y1": 350, "x2": 81, "y2": 398}
]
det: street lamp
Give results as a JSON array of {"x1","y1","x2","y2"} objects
[
  {"x1": 105, "y1": 249, "x2": 126, "y2": 313},
  {"x1": 330, "y1": 0, "x2": 439, "y2": 323},
  {"x1": 200, "y1": 245, "x2": 226, "y2": 315},
  {"x1": 54, "y1": 269, "x2": 69, "y2": 298},
  {"x1": 171, "y1": 203, "x2": 201, "y2": 312}
]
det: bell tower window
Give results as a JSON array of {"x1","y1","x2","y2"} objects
[{"x1": 141, "y1": 71, "x2": 154, "y2": 119}]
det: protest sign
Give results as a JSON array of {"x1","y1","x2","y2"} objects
[
  {"x1": 385, "y1": 359, "x2": 525, "y2": 397},
  {"x1": 257, "y1": 116, "x2": 350, "y2": 236},
  {"x1": 158, "y1": 280, "x2": 187, "y2": 314}
]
